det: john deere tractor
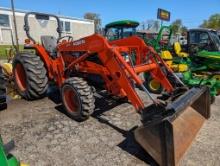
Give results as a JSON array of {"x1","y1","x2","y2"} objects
[
  {"x1": 0, "y1": 135, "x2": 27, "y2": 166},
  {"x1": 145, "y1": 27, "x2": 220, "y2": 100},
  {"x1": 144, "y1": 27, "x2": 220, "y2": 100},
  {"x1": 182, "y1": 28, "x2": 220, "y2": 101},
  {"x1": 104, "y1": 20, "x2": 140, "y2": 41}
]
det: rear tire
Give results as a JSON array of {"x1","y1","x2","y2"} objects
[
  {"x1": 61, "y1": 77, "x2": 95, "y2": 122},
  {"x1": 13, "y1": 53, "x2": 48, "y2": 100}
]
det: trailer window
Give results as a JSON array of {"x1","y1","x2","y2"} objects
[
  {"x1": 61, "y1": 21, "x2": 71, "y2": 32},
  {"x1": 65, "y1": 22, "x2": 70, "y2": 32},
  {"x1": 0, "y1": 14, "x2": 10, "y2": 27}
]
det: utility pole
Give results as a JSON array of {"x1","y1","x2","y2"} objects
[{"x1": 11, "y1": 0, "x2": 19, "y2": 53}]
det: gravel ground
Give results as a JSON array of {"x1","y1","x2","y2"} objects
[{"x1": 0, "y1": 90, "x2": 219, "y2": 166}]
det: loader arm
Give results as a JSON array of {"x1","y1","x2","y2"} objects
[
  {"x1": 109, "y1": 36, "x2": 175, "y2": 92},
  {"x1": 58, "y1": 34, "x2": 147, "y2": 110}
]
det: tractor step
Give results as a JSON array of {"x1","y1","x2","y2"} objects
[
  {"x1": 0, "y1": 67, "x2": 7, "y2": 111},
  {"x1": 134, "y1": 86, "x2": 210, "y2": 166}
]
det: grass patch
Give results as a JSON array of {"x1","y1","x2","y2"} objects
[{"x1": 0, "y1": 45, "x2": 24, "y2": 59}]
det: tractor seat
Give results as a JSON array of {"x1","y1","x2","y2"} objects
[
  {"x1": 161, "y1": 51, "x2": 173, "y2": 67},
  {"x1": 161, "y1": 50, "x2": 188, "y2": 72},
  {"x1": 41, "y1": 36, "x2": 57, "y2": 58},
  {"x1": 174, "y1": 42, "x2": 188, "y2": 58}
]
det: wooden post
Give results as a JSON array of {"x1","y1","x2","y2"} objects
[{"x1": 11, "y1": 0, "x2": 19, "y2": 53}]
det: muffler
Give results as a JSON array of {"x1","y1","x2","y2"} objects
[{"x1": 134, "y1": 86, "x2": 210, "y2": 166}]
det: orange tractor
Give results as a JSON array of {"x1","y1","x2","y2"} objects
[{"x1": 13, "y1": 12, "x2": 210, "y2": 165}]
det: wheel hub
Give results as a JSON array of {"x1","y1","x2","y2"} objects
[
  {"x1": 14, "y1": 63, "x2": 27, "y2": 91},
  {"x1": 63, "y1": 86, "x2": 80, "y2": 113}
]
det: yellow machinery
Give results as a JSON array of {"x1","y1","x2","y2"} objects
[
  {"x1": 161, "y1": 50, "x2": 188, "y2": 72},
  {"x1": 1, "y1": 63, "x2": 13, "y2": 76},
  {"x1": 174, "y1": 42, "x2": 188, "y2": 58},
  {"x1": 0, "y1": 48, "x2": 20, "y2": 100}
]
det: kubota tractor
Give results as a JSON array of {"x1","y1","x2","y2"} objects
[{"x1": 13, "y1": 12, "x2": 211, "y2": 166}]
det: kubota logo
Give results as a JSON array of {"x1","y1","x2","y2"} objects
[{"x1": 73, "y1": 39, "x2": 85, "y2": 46}]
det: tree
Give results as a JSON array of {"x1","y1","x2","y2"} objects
[
  {"x1": 200, "y1": 14, "x2": 220, "y2": 30},
  {"x1": 171, "y1": 19, "x2": 182, "y2": 35},
  {"x1": 181, "y1": 26, "x2": 188, "y2": 34},
  {"x1": 84, "y1": 12, "x2": 102, "y2": 33}
]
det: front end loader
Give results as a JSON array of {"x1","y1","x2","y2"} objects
[{"x1": 13, "y1": 12, "x2": 211, "y2": 165}]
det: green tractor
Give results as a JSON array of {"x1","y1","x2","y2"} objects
[
  {"x1": 104, "y1": 20, "x2": 140, "y2": 41},
  {"x1": 0, "y1": 135, "x2": 27, "y2": 166},
  {"x1": 182, "y1": 28, "x2": 220, "y2": 100},
  {"x1": 144, "y1": 27, "x2": 220, "y2": 100},
  {"x1": 149, "y1": 27, "x2": 220, "y2": 101},
  {"x1": 143, "y1": 25, "x2": 173, "y2": 52}
]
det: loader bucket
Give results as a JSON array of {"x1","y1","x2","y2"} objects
[{"x1": 134, "y1": 86, "x2": 210, "y2": 166}]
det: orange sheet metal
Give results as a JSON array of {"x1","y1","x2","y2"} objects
[{"x1": 134, "y1": 63, "x2": 157, "y2": 74}]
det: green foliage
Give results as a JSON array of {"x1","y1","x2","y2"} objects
[
  {"x1": 181, "y1": 26, "x2": 188, "y2": 34},
  {"x1": 0, "y1": 45, "x2": 24, "y2": 59},
  {"x1": 171, "y1": 19, "x2": 182, "y2": 34},
  {"x1": 171, "y1": 19, "x2": 188, "y2": 35},
  {"x1": 0, "y1": 45, "x2": 12, "y2": 59},
  {"x1": 84, "y1": 12, "x2": 102, "y2": 33},
  {"x1": 200, "y1": 14, "x2": 220, "y2": 30}
]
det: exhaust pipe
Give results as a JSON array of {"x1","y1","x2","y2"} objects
[{"x1": 134, "y1": 86, "x2": 210, "y2": 166}]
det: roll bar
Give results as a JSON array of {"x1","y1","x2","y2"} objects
[{"x1": 24, "y1": 12, "x2": 62, "y2": 43}]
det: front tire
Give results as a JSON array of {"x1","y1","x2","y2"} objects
[
  {"x1": 61, "y1": 77, "x2": 95, "y2": 121},
  {"x1": 13, "y1": 53, "x2": 48, "y2": 100},
  {"x1": 143, "y1": 73, "x2": 163, "y2": 94}
]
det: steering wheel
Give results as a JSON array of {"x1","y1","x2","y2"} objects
[{"x1": 57, "y1": 35, "x2": 73, "y2": 44}]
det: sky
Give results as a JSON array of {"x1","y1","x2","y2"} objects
[{"x1": 1, "y1": 0, "x2": 220, "y2": 28}]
